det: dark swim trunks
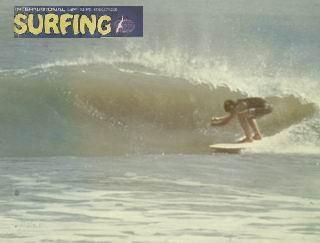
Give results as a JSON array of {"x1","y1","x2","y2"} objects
[
  {"x1": 238, "y1": 97, "x2": 273, "y2": 118},
  {"x1": 248, "y1": 103, "x2": 273, "y2": 118}
]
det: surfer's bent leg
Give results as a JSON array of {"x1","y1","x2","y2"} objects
[
  {"x1": 237, "y1": 112, "x2": 254, "y2": 142},
  {"x1": 248, "y1": 118, "x2": 262, "y2": 140}
]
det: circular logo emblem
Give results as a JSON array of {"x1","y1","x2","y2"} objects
[{"x1": 115, "y1": 18, "x2": 136, "y2": 34}]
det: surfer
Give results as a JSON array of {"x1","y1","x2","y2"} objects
[
  {"x1": 211, "y1": 97, "x2": 272, "y2": 143},
  {"x1": 116, "y1": 16, "x2": 124, "y2": 33}
]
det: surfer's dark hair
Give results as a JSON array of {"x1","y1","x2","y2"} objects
[{"x1": 224, "y1": 100, "x2": 236, "y2": 112}]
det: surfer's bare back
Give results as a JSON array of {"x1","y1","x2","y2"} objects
[{"x1": 211, "y1": 97, "x2": 273, "y2": 143}]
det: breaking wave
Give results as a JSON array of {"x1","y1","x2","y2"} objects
[{"x1": 0, "y1": 51, "x2": 319, "y2": 156}]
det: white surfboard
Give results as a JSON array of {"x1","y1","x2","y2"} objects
[{"x1": 209, "y1": 143, "x2": 254, "y2": 153}]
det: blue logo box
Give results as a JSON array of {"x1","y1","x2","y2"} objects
[{"x1": 14, "y1": 6, "x2": 143, "y2": 38}]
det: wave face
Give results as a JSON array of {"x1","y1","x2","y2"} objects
[
  {"x1": 0, "y1": 55, "x2": 318, "y2": 156},
  {"x1": 1, "y1": 0, "x2": 320, "y2": 155}
]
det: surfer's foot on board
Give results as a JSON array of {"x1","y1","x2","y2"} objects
[
  {"x1": 237, "y1": 137, "x2": 254, "y2": 143},
  {"x1": 237, "y1": 133, "x2": 262, "y2": 143},
  {"x1": 252, "y1": 133, "x2": 262, "y2": 140}
]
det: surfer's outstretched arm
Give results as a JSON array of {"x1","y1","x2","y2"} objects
[{"x1": 211, "y1": 113, "x2": 235, "y2": 126}]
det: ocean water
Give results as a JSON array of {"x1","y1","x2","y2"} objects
[
  {"x1": 1, "y1": 154, "x2": 320, "y2": 242},
  {"x1": 0, "y1": 0, "x2": 320, "y2": 242}
]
